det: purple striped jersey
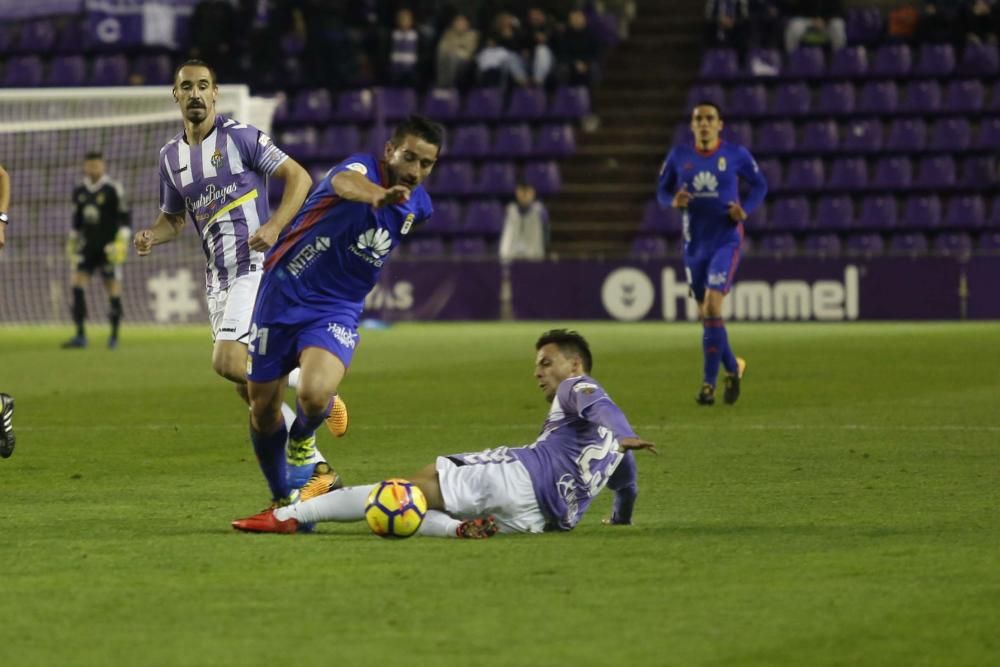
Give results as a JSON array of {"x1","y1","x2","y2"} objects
[{"x1": 158, "y1": 114, "x2": 288, "y2": 294}]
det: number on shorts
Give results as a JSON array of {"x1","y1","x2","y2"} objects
[{"x1": 248, "y1": 324, "x2": 269, "y2": 356}]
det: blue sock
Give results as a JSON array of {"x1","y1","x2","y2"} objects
[
  {"x1": 720, "y1": 324, "x2": 737, "y2": 374},
  {"x1": 703, "y1": 318, "x2": 725, "y2": 386},
  {"x1": 251, "y1": 417, "x2": 291, "y2": 501},
  {"x1": 289, "y1": 396, "x2": 334, "y2": 442}
]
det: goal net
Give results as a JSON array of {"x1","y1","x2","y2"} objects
[{"x1": 0, "y1": 85, "x2": 277, "y2": 325}]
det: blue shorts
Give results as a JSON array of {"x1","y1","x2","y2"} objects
[
  {"x1": 246, "y1": 316, "x2": 359, "y2": 383},
  {"x1": 684, "y1": 240, "x2": 742, "y2": 303}
]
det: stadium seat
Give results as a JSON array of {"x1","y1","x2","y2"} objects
[
  {"x1": 494, "y1": 123, "x2": 533, "y2": 158},
  {"x1": 888, "y1": 232, "x2": 929, "y2": 256},
  {"x1": 871, "y1": 44, "x2": 912, "y2": 77},
  {"x1": 461, "y1": 87, "x2": 503, "y2": 121},
  {"x1": 474, "y1": 162, "x2": 517, "y2": 196},
  {"x1": 462, "y1": 199, "x2": 504, "y2": 235},
  {"x1": 800, "y1": 120, "x2": 838, "y2": 152},
  {"x1": 840, "y1": 119, "x2": 882, "y2": 153},
  {"x1": 452, "y1": 236, "x2": 489, "y2": 257},
  {"x1": 317, "y1": 125, "x2": 362, "y2": 160},
  {"x1": 976, "y1": 117, "x2": 1000, "y2": 149},
  {"x1": 723, "y1": 121, "x2": 752, "y2": 147},
  {"x1": 934, "y1": 232, "x2": 973, "y2": 257},
  {"x1": 334, "y1": 89, "x2": 374, "y2": 123},
  {"x1": 14, "y1": 19, "x2": 57, "y2": 54},
  {"x1": 782, "y1": 47, "x2": 825, "y2": 79},
  {"x1": 859, "y1": 195, "x2": 898, "y2": 229},
  {"x1": 845, "y1": 8, "x2": 884, "y2": 44},
  {"x1": 858, "y1": 80, "x2": 898, "y2": 114},
  {"x1": 421, "y1": 88, "x2": 460, "y2": 121},
  {"x1": 135, "y1": 54, "x2": 172, "y2": 85},
  {"x1": 958, "y1": 42, "x2": 999, "y2": 77},
  {"x1": 944, "y1": 195, "x2": 986, "y2": 229},
  {"x1": 913, "y1": 43, "x2": 956, "y2": 77},
  {"x1": 979, "y1": 231, "x2": 1000, "y2": 251},
  {"x1": 630, "y1": 235, "x2": 669, "y2": 259},
  {"x1": 829, "y1": 158, "x2": 869, "y2": 190},
  {"x1": 522, "y1": 162, "x2": 561, "y2": 195},
  {"x1": 885, "y1": 118, "x2": 927, "y2": 152},
  {"x1": 278, "y1": 126, "x2": 318, "y2": 161},
  {"x1": 929, "y1": 117, "x2": 971, "y2": 151},
  {"x1": 945, "y1": 80, "x2": 984, "y2": 114},
  {"x1": 367, "y1": 125, "x2": 393, "y2": 154},
  {"x1": 447, "y1": 124, "x2": 490, "y2": 158},
  {"x1": 783, "y1": 158, "x2": 824, "y2": 192},
  {"x1": 547, "y1": 86, "x2": 590, "y2": 120},
  {"x1": 686, "y1": 83, "x2": 725, "y2": 109},
  {"x1": 815, "y1": 195, "x2": 855, "y2": 230},
  {"x1": 900, "y1": 80, "x2": 942, "y2": 114},
  {"x1": 699, "y1": 48, "x2": 739, "y2": 79},
  {"x1": 773, "y1": 82, "x2": 810, "y2": 116},
  {"x1": 990, "y1": 195, "x2": 1000, "y2": 226},
  {"x1": 770, "y1": 196, "x2": 810, "y2": 231},
  {"x1": 757, "y1": 121, "x2": 795, "y2": 154},
  {"x1": 803, "y1": 233, "x2": 842, "y2": 257},
  {"x1": 756, "y1": 158, "x2": 782, "y2": 191},
  {"x1": 534, "y1": 124, "x2": 575, "y2": 158},
  {"x1": 902, "y1": 195, "x2": 943, "y2": 229},
  {"x1": 914, "y1": 156, "x2": 956, "y2": 189},
  {"x1": 505, "y1": 86, "x2": 546, "y2": 121},
  {"x1": 641, "y1": 200, "x2": 683, "y2": 236},
  {"x1": 90, "y1": 55, "x2": 128, "y2": 86},
  {"x1": 873, "y1": 157, "x2": 913, "y2": 191},
  {"x1": 745, "y1": 48, "x2": 781, "y2": 77},
  {"x1": 828, "y1": 46, "x2": 868, "y2": 78},
  {"x1": 959, "y1": 156, "x2": 998, "y2": 189},
  {"x1": 2, "y1": 55, "x2": 42, "y2": 87},
  {"x1": 407, "y1": 237, "x2": 447, "y2": 257},
  {"x1": 426, "y1": 200, "x2": 462, "y2": 234},
  {"x1": 845, "y1": 232, "x2": 885, "y2": 257},
  {"x1": 46, "y1": 55, "x2": 85, "y2": 87},
  {"x1": 429, "y1": 162, "x2": 475, "y2": 197},
  {"x1": 378, "y1": 87, "x2": 417, "y2": 121},
  {"x1": 816, "y1": 81, "x2": 855, "y2": 116},
  {"x1": 758, "y1": 233, "x2": 797, "y2": 257},
  {"x1": 728, "y1": 84, "x2": 768, "y2": 117},
  {"x1": 51, "y1": 17, "x2": 85, "y2": 55},
  {"x1": 290, "y1": 89, "x2": 332, "y2": 123}
]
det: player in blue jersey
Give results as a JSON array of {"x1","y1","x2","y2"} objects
[
  {"x1": 239, "y1": 115, "x2": 443, "y2": 509},
  {"x1": 232, "y1": 329, "x2": 657, "y2": 537},
  {"x1": 657, "y1": 101, "x2": 768, "y2": 406}
]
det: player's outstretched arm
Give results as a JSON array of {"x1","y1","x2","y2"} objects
[
  {"x1": 249, "y1": 158, "x2": 312, "y2": 252},
  {"x1": 134, "y1": 211, "x2": 185, "y2": 256},
  {"x1": 331, "y1": 171, "x2": 410, "y2": 209},
  {"x1": 619, "y1": 437, "x2": 658, "y2": 455}
]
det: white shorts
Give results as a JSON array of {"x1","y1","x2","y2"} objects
[
  {"x1": 435, "y1": 455, "x2": 548, "y2": 534},
  {"x1": 206, "y1": 271, "x2": 262, "y2": 343}
]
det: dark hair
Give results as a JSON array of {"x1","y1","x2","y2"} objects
[
  {"x1": 692, "y1": 100, "x2": 723, "y2": 118},
  {"x1": 84, "y1": 151, "x2": 103, "y2": 161},
  {"x1": 535, "y1": 329, "x2": 593, "y2": 373},
  {"x1": 173, "y1": 59, "x2": 218, "y2": 87},
  {"x1": 391, "y1": 115, "x2": 445, "y2": 152}
]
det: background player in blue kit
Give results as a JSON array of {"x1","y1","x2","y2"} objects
[
  {"x1": 657, "y1": 102, "x2": 768, "y2": 406},
  {"x1": 241, "y1": 115, "x2": 443, "y2": 509}
]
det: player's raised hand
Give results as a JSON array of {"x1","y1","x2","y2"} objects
[
  {"x1": 672, "y1": 184, "x2": 692, "y2": 209},
  {"x1": 133, "y1": 229, "x2": 155, "y2": 256},
  {"x1": 619, "y1": 437, "x2": 658, "y2": 455},
  {"x1": 373, "y1": 185, "x2": 411, "y2": 209},
  {"x1": 727, "y1": 201, "x2": 748, "y2": 223},
  {"x1": 249, "y1": 221, "x2": 280, "y2": 252}
]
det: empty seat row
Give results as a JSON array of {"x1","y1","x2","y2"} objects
[{"x1": 0, "y1": 54, "x2": 173, "y2": 87}]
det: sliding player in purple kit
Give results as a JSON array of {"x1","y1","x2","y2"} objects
[
  {"x1": 657, "y1": 101, "x2": 768, "y2": 406},
  {"x1": 133, "y1": 60, "x2": 346, "y2": 498},
  {"x1": 235, "y1": 115, "x2": 442, "y2": 512},
  {"x1": 233, "y1": 329, "x2": 657, "y2": 538}
]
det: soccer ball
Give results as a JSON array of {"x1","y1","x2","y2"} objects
[{"x1": 365, "y1": 479, "x2": 428, "y2": 538}]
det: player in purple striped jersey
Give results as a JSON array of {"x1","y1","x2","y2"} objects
[
  {"x1": 233, "y1": 330, "x2": 657, "y2": 537},
  {"x1": 657, "y1": 101, "x2": 768, "y2": 406},
  {"x1": 133, "y1": 60, "x2": 344, "y2": 496},
  {"x1": 237, "y1": 116, "x2": 442, "y2": 510}
]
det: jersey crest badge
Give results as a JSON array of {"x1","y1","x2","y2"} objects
[
  {"x1": 401, "y1": 212, "x2": 415, "y2": 235},
  {"x1": 718, "y1": 157, "x2": 727, "y2": 172},
  {"x1": 211, "y1": 148, "x2": 224, "y2": 168}
]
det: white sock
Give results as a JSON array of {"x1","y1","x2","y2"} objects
[
  {"x1": 287, "y1": 368, "x2": 301, "y2": 389},
  {"x1": 417, "y1": 509, "x2": 461, "y2": 538},
  {"x1": 275, "y1": 484, "x2": 376, "y2": 523}
]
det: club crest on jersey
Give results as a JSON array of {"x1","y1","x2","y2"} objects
[
  {"x1": 401, "y1": 212, "x2": 415, "y2": 235},
  {"x1": 211, "y1": 148, "x2": 224, "y2": 168},
  {"x1": 718, "y1": 157, "x2": 727, "y2": 172},
  {"x1": 692, "y1": 171, "x2": 719, "y2": 196}
]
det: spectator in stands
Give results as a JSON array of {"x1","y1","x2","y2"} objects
[
  {"x1": 476, "y1": 36, "x2": 529, "y2": 87},
  {"x1": 436, "y1": 13, "x2": 479, "y2": 88},
  {"x1": 389, "y1": 7, "x2": 421, "y2": 87},
  {"x1": 782, "y1": 0, "x2": 847, "y2": 52},
  {"x1": 190, "y1": 0, "x2": 241, "y2": 81},
  {"x1": 601, "y1": 0, "x2": 638, "y2": 39},
  {"x1": 523, "y1": 6, "x2": 557, "y2": 86},
  {"x1": 499, "y1": 182, "x2": 550, "y2": 262},
  {"x1": 961, "y1": 0, "x2": 998, "y2": 44},
  {"x1": 557, "y1": 8, "x2": 602, "y2": 89},
  {"x1": 704, "y1": 0, "x2": 750, "y2": 52}
]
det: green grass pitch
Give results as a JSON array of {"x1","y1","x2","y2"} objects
[{"x1": 1, "y1": 322, "x2": 998, "y2": 666}]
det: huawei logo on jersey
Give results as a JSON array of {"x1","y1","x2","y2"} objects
[
  {"x1": 692, "y1": 171, "x2": 720, "y2": 198},
  {"x1": 357, "y1": 228, "x2": 392, "y2": 258}
]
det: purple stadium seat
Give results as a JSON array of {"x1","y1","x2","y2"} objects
[
  {"x1": 505, "y1": 86, "x2": 547, "y2": 121},
  {"x1": 534, "y1": 124, "x2": 575, "y2": 158},
  {"x1": 934, "y1": 232, "x2": 973, "y2": 257},
  {"x1": 135, "y1": 54, "x2": 172, "y2": 85},
  {"x1": 430, "y1": 161, "x2": 475, "y2": 197},
  {"x1": 759, "y1": 233, "x2": 797, "y2": 257},
  {"x1": 407, "y1": 237, "x2": 447, "y2": 257},
  {"x1": 845, "y1": 233, "x2": 885, "y2": 257},
  {"x1": 462, "y1": 87, "x2": 504, "y2": 121},
  {"x1": 846, "y1": 8, "x2": 884, "y2": 45},
  {"x1": 422, "y1": 88, "x2": 460, "y2": 121},
  {"x1": 803, "y1": 233, "x2": 842, "y2": 257},
  {"x1": 641, "y1": 200, "x2": 683, "y2": 235},
  {"x1": 46, "y1": 55, "x2": 85, "y2": 86},
  {"x1": 991, "y1": 82, "x2": 1000, "y2": 113},
  {"x1": 756, "y1": 158, "x2": 782, "y2": 191},
  {"x1": 474, "y1": 162, "x2": 517, "y2": 196},
  {"x1": 378, "y1": 87, "x2": 418, "y2": 121},
  {"x1": 816, "y1": 81, "x2": 855, "y2": 115},
  {"x1": 889, "y1": 232, "x2": 929, "y2": 256},
  {"x1": 686, "y1": 84, "x2": 725, "y2": 109},
  {"x1": 447, "y1": 124, "x2": 490, "y2": 158},
  {"x1": 900, "y1": 80, "x2": 942, "y2": 114},
  {"x1": 816, "y1": 195, "x2": 855, "y2": 230},
  {"x1": 915, "y1": 156, "x2": 956, "y2": 189},
  {"x1": 885, "y1": 118, "x2": 927, "y2": 151},
  {"x1": 494, "y1": 123, "x2": 533, "y2": 158},
  {"x1": 990, "y1": 195, "x2": 1000, "y2": 226},
  {"x1": 784, "y1": 158, "x2": 825, "y2": 192},
  {"x1": 317, "y1": 125, "x2": 362, "y2": 160},
  {"x1": 978, "y1": 231, "x2": 1000, "y2": 252},
  {"x1": 278, "y1": 127, "x2": 318, "y2": 160},
  {"x1": 914, "y1": 43, "x2": 956, "y2": 77},
  {"x1": 2, "y1": 55, "x2": 43, "y2": 87},
  {"x1": 976, "y1": 118, "x2": 1000, "y2": 150},
  {"x1": 958, "y1": 42, "x2": 999, "y2": 77},
  {"x1": 959, "y1": 156, "x2": 999, "y2": 189},
  {"x1": 522, "y1": 162, "x2": 561, "y2": 196},
  {"x1": 871, "y1": 44, "x2": 912, "y2": 77},
  {"x1": 14, "y1": 19, "x2": 56, "y2": 54},
  {"x1": 944, "y1": 196, "x2": 986, "y2": 229},
  {"x1": 858, "y1": 80, "x2": 898, "y2": 114},
  {"x1": 945, "y1": 80, "x2": 984, "y2": 114},
  {"x1": 630, "y1": 235, "x2": 669, "y2": 259},
  {"x1": 452, "y1": 236, "x2": 489, "y2": 256},
  {"x1": 90, "y1": 55, "x2": 128, "y2": 86},
  {"x1": 873, "y1": 157, "x2": 913, "y2": 190},
  {"x1": 757, "y1": 121, "x2": 795, "y2": 153},
  {"x1": 771, "y1": 196, "x2": 810, "y2": 230},
  {"x1": 728, "y1": 84, "x2": 768, "y2": 117},
  {"x1": 902, "y1": 195, "x2": 943, "y2": 229},
  {"x1": 290, "y1": 89, "x2": 333, "y2": 123},
  {"x1": 52, "y1": 17, "x2": 85, "y2": 55},
  {"x1": 929, "y1": 117, "x2": 971, "y2": 151},
  {"x1": 784, "y1": 47, "x2": 826, "y2": 78},
  {"x1": 335, "y1": 90, "x2": 374, "y2": 123},
  {"x1": 546, "y1": 86, "x2": 590, "y2": 120},
  {"x1": 462, "y1": 200, "x2": 504, "y2": 235},
  {"x1": 773, "y1": 82, "x2": 810, "y2": 116},
  {"x1": 426, "y1": 200, "x2": 462, "y2": 234},
  {"x1": 840, "y1": 119, "x2": 882, "y2": 153},
  {"x1": 724, "y1": 121, "x2": 752, "y2": 147},
  {"x1": 859, "y1": 195, "x2": 898, "y2": 229},
  {"x1": 828, "y1": 46, "x2": 868, "y2": 78},
  {"x1": 800, "y1": 120, "x2": 838, "y2": 152},
  {"x1": 700, "y1": 48, "x2": 739, "y2": 79},
  {"x1": 829, "y1": 158, "x2": 868, "y2": 190}
]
